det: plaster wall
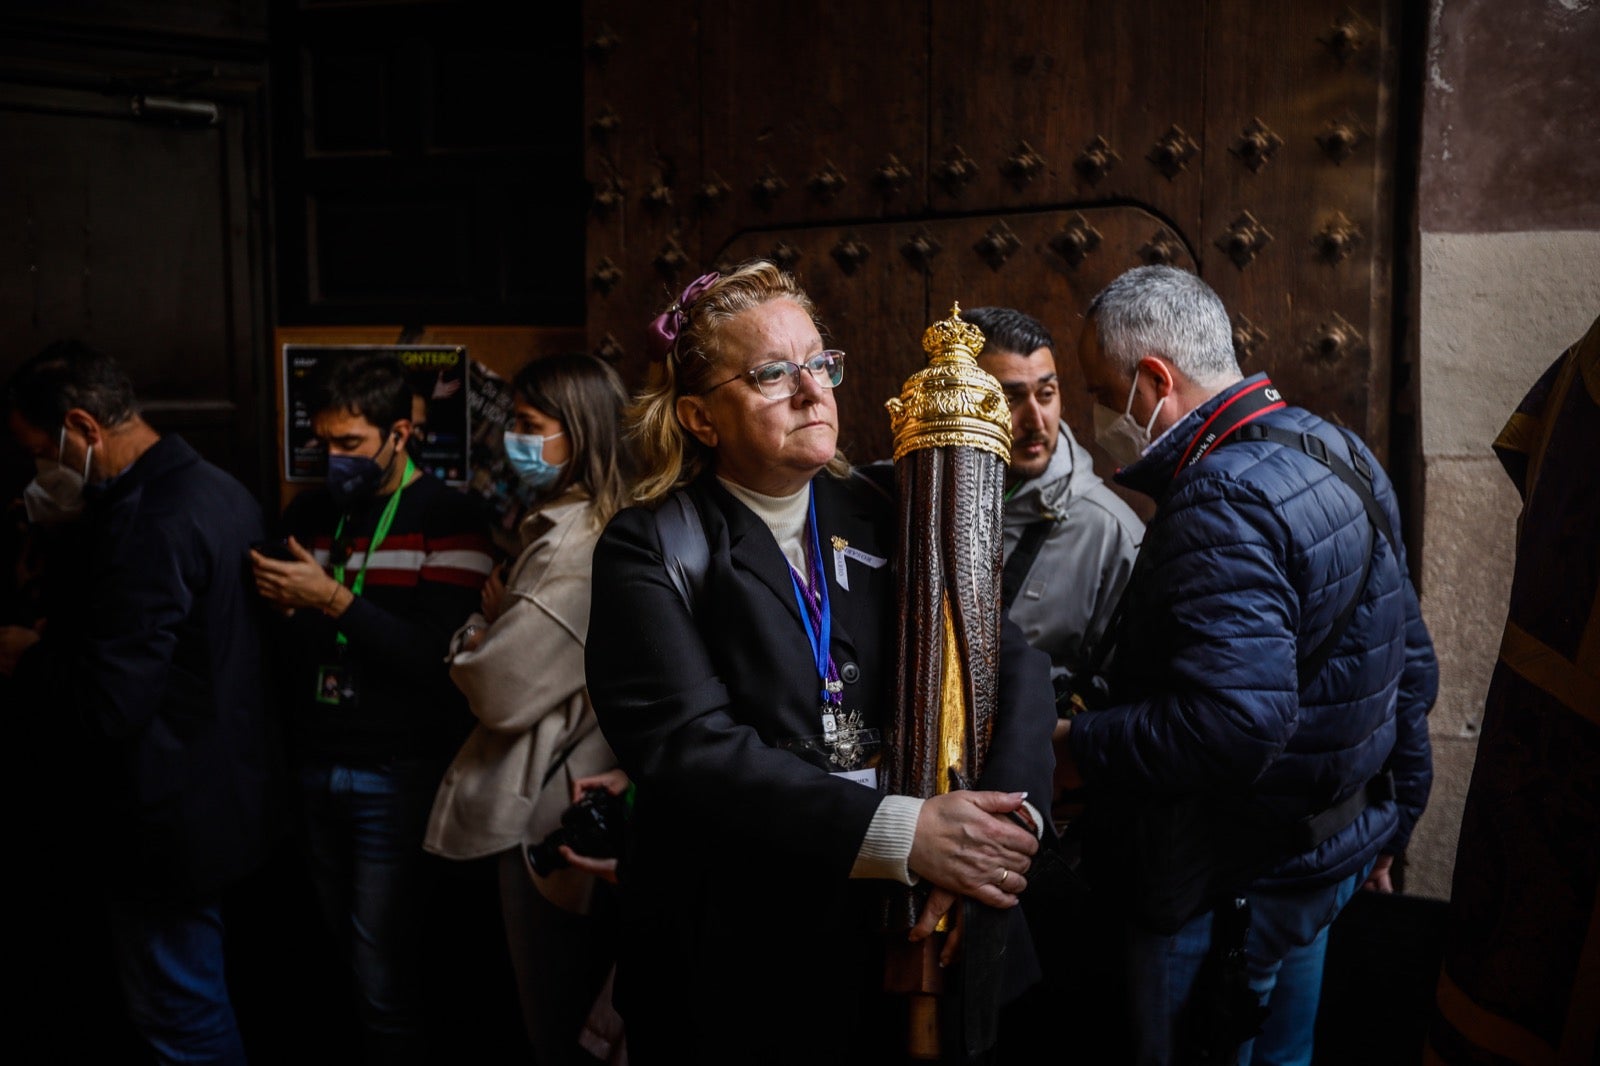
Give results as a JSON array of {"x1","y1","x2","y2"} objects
[
  {"x1": 1411, "y1": 231, "x2": 1600, "y2": 900},
  {"x1": 1409, "y1": 0, "x2": 1600, "y2": 900}
]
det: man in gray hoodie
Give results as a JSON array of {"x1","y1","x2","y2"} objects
[{"x1": 963, "y1": 306, "x2": 1144, "y2": 696}]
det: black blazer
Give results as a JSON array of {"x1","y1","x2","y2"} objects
[{"x1": 586, "y1": 469, "x2": 1055, "y2": 1062}]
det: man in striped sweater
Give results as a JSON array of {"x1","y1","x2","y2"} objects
[{"x1": 252, "y1": 351, "x2": 494, "y2": 1065}]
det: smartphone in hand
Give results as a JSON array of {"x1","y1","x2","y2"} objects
[{"x1": 251, "y1": 538, "x2": 297, "y2": 562}]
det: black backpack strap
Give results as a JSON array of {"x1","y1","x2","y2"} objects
[
  {"x1": 654, "y1": 489, "x2": 709, "y2": 617},
  {"x1": 1232, "y1": 424, "x2": 1397, "y2": 687},
  {"x1": 1296, "y1": 524, "x2": 1375, "y2": 687},
  {"x1": 1287, "y1": 770, "x2": 1396, "y2": 852},
  {"x1": 1233, "y1": 424, "x2": 1397, "y2": 556},
  {"x1": 1001, "y1": 517, "x2": 1055, "y2": 607}
]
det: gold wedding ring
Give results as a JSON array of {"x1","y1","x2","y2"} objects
[{"x1": 997, "y1": 868, "x2": 1011, "y2": 888}]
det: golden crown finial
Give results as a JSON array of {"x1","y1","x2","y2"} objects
[
  {"x1": 921, "y1": 302, "x2": 987, "y2": 363},
  {"x1": 886, "y1": 299, "x2": 1011, "y2": 464}
]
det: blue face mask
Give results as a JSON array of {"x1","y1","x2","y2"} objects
[
  {"x1": 503, "y1": 431, "x2": 565, "y2": 493},
  {"x1": 327, "y1": 432, "x2": 398, "y2": 510}
]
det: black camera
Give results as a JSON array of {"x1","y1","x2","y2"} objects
[
  {"x1": 526, "y1": 787, "x2": 629, "y2": 876},
  {"x1": 1053, "y1": 671, "x2": 1111, "y2": 718}
]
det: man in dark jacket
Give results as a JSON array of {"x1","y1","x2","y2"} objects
[
  {"x1": 1057, "y1": 267, "x2": 1436, "y2": 1065},
  {"x1": 0, "y1": 341, "x2": 275, "y2": 1064}
]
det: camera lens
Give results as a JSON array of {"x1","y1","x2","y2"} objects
[
  {"x1": 526, "y1": 788, "x2": 628, "y2": 877},
  {"x1": 526, "y1": 829, "x2": 573, "y2": 876}
]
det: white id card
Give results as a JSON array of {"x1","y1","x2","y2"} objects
[{"x1": 831, "y1": 767, "x2": 879, "y2": 789}]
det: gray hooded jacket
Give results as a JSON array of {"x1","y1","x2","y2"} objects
[{"x1": 1002, "y1": 426, "x2": 1143, "y2": 684}]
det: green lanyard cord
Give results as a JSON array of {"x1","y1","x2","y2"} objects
[{"x1": 330, "y1": 455, "x2": 414, "y2": 646}]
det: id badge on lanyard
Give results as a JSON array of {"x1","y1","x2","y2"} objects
[
  {"x1": 783, "y1": 485, "x2": 881, "y2": 787},
  {"x1": 314, "y1": 659, "x2": 360, "y2": 707}
]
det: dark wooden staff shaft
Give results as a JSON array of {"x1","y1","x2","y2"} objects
[{"x1": 883, "y1": 444, "x2": 1006, "y2": 929}]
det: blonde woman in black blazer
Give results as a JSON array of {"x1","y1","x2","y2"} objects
[{"x1": 586, "y1": 261, "x2": 1057, "y2": 1065}]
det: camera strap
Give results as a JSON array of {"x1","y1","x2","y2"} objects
[
  {"x1": 1173, "y1": 378, "x2": 1286, "y2": 476},
  {"x1": 539, "y1": 733, "x2": 585, "y2": 792}
]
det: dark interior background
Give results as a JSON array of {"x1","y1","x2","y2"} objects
[{"x1": 0, "y1": 1, "x2": 1444, "y2": 1062}]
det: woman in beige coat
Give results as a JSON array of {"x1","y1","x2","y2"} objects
[{"x1": 424, "y1": 352, "x2": 631, "y2": 1065}]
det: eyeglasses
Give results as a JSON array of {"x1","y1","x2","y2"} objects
[{"x1": 702, "y1": 350, "x2": 846, "y2": 400}]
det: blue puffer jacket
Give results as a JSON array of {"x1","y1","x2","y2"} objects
[{"x1": 1069, "y1": 374, "x2": 1436, "y2": 890}]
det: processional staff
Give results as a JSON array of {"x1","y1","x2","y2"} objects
[{"x1": 881, "y1": 304, "x2": 1013, "y2": 1062}]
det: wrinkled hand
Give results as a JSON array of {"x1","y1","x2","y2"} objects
[
  {"x1": 571, "y1": 768, "x2": 631, "y2": 805},
  {"x1": 251, "y1": 536, "x2": 341, "y2": 612},
  {"x1": 1362, "y1": 853, "x2": 1395, "y2": 893},
  {"x1": 481, "y1": 564, "x2": 507, "y2": 622},
  {"x1": 0, "y1": 623, "x2": 42, "y2": 677},
  {"x1": 907, "y1": 887, "x2": 967, "y2": 967},
  {"x1": 908, "y1": 791, "x2": 1037, "y2": 909}
]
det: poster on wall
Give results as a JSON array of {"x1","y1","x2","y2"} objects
[{"x1": 283, "y1": 344, "x2": 470, "y2": 484}]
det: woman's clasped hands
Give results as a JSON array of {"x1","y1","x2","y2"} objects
[{"x1": 906, "y1": 789, "x2": 1039, "y2": 965}]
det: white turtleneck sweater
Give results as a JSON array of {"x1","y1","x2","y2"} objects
[{"x1": 719, "y1": 478, "x2": 812, "y2": 578}]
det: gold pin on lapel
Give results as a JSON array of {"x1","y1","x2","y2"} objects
[{"x1": 831, "y1": 536, "x2": 848, "y2": 551}]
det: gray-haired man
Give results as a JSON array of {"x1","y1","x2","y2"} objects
[
  {"x1": 1, "y1": 340, "x2": 275, "y2": 1064},
  {"x1": 1059, "y1": 266, "x2": 1435, "y2": 1064}
]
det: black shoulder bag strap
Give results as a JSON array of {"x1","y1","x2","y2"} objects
[
  {"x1": 1231, "y1": 424, "x2": 1398, "y2": 687},
  {"x1": 655, "y1": 467, "x2": 887, "y2": 620},
  {"x1": 654, "y1": 489, "x2": 710, "y2": 617},
  {"x1": 1001, "y1": 517, "x2": 1055, "y2": 607}
]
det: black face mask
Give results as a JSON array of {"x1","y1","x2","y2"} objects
[{"x1": 326, "y1": 431, "x2": 397, "y2": 510}]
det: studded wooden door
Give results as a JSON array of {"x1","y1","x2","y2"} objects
[
  {"x1": 585, "y1": 0, "x2": 1402, "y2": 470},
  {"x1": 0, "y1": 55, "x2": 271, "y2": 494}
]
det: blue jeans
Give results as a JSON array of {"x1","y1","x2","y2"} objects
[
  {"x1": 1243, "y1": 926, "x2": 1330, "y2": 1066},
  {"x1": 1124, "y1": 863, "x2": 1370, "y2": 1066},
  {"x1": 105, "y1": 894, "x2": 246, "y2": 1065},
  {"x1": 299, "y1": 759, "x2": 439, "y2": 1066}
]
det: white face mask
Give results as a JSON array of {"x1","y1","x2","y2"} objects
[
  {"x1": 1093, "y1": 371, "x2": 1166, "y2": 468},
  {"x1": 22, "y1": 428, "x2": 92, "y2": 526}
]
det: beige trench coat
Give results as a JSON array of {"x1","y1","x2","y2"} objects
[{"x1": 424, "y1": 490, "x2": 617, "y2": 914}]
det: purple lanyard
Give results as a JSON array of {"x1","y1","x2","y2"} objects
[{"x1": 788, "y1": 485, "x2": 842, "y2": 711}]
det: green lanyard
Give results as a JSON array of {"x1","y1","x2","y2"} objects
[{"x1": 330, "y1": 456, "x2": 413, "y2": 646}]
